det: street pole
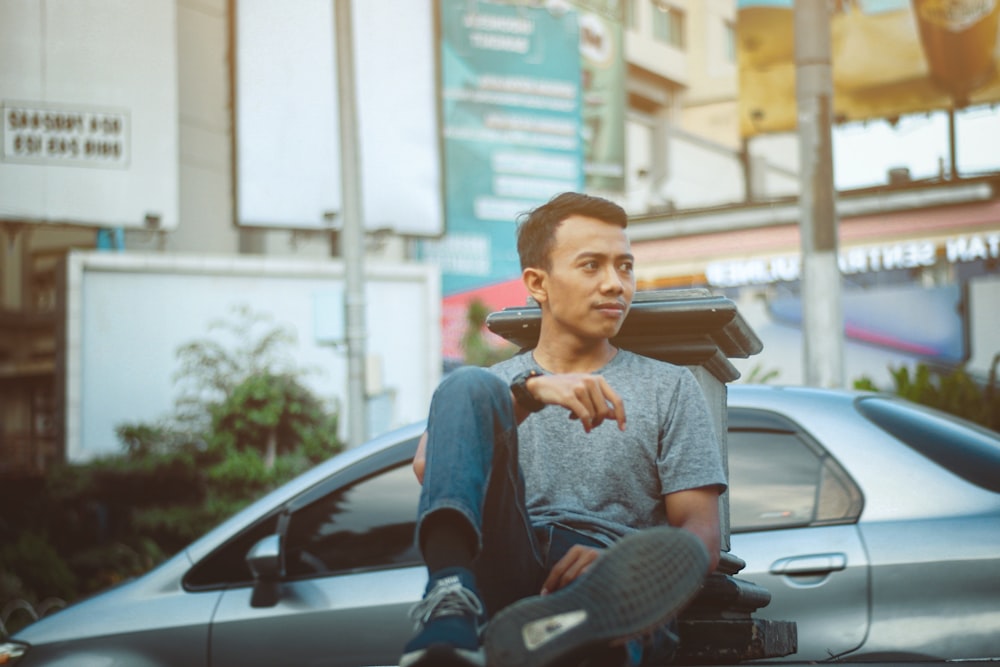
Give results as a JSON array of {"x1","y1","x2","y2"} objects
[
  {"x1": 333, "y1": 0, "x2": 368, "y2": 446},
  {"x1": 794, "y1": 0, "x2": 844, "y2": 388}
]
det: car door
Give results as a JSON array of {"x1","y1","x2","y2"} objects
[
  {"x1": 204, "y1": 446, "x2": 426, "y2": 667},
  {"x1": 726, "y1": 407, "x2": 871, "y2": 662}
]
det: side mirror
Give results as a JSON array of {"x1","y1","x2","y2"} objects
[{"x1": 247, "y1": 534, "x2": 283, "y2": 608}]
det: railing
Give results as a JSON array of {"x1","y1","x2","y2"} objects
[
  {"x1": 0, "y1": 435, "x2": 58, "y2": 475},
  {"x1": 0, "y1": 597, "x2": 66, "y2": 638}
]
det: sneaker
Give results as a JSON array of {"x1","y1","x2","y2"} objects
[
  {"x1": 483, "y1": 527, "x2": 709, "y2": 667},
  {"x1": 400, "y1": 567, "x2": 487, "y2": 667}
]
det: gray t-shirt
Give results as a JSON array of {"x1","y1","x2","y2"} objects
[{"x1": 490, "y1": 349, "x2": 727, "y2": 546}]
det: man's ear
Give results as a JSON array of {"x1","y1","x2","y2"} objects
[{"x1": 522, "y1": 267, "x2": 547, "y2": 304}]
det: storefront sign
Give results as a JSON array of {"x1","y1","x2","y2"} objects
[{"x1": 706, "y1": 232, "x2": 1000, "y2": 287}]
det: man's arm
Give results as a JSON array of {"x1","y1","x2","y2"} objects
[
  {"x1": 542, "y1": 486, "x2": 722, "y2": 594},
  {"x1": 413, "y1": 431, "x2": 429, "y2": 484},
  {"x1": 664, "y1": 485, "x2": 723, "y2": 573},
  {"x1": 413, "y1": 372, "x2": 628, "y2": 483},
  {"x1": 524, "y1": 373, "x2": 626, "y2": 433}
]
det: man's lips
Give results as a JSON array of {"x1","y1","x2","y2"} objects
[{"x1": 595, "y1": 302, "x2": 627, "y2": 316}]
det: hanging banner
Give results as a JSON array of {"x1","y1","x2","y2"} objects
[
  {"x1": 430, "y1": 0, "x2": 584, "y2": 296},
  {"x1": 575, "y1": 0, "x2": 626, "y2": 192},
  {"x1": 737, "y1": 0, "x2": 1000, "y2": 137}
]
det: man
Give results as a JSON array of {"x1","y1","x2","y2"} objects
[{"x1": 401, "y1": 192, "x2": 726, "y2": 667}]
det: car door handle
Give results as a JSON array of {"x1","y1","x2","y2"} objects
[{"x1": 769, "y1": 553, "x2": 848, "y2": 575}]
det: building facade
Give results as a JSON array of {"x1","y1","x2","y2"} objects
[{"x1": 2, "y1": 0, "x2": 998, "y2": 475}]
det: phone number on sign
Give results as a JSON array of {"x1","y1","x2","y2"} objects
[{"x1": 2, "y1": 104, "x2": 129, "y2": 167}]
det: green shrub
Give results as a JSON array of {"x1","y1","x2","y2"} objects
[
  {"x1": 854, "y1": 354, "x2": 1000, "y2": 431},
  {"x1": 0, "y1": 533, "x2": 77, "y2": 603},
  {"x1": 461, "y1": 298, "x2": 517, "y2": 367},
  {"x1": 1, "y1": 306, "x2": 345, "y2": 615}
]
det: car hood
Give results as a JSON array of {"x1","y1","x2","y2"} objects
[{"x1": 14, "y1": 549, "x2": 195, "y2": 645}]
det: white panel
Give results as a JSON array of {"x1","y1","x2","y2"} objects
[
  {"x1": 662, "y1": 132, "x2": 745, "y2": 209},
  {"x1": 0, "y1": 0, "x2": 179, "y2": 229},
  {"x1": 235, "y1": 0, "x2": 341, "y2": 228},
  {"x1": 235, "y1": 0, "x2": 443, "y2": 235},
  {"x1": 65, "y1": 252, "x2": 441, "y2": 461},
  {"x1": 354, "y1": 0, "x2": 442, "y2": 236}
]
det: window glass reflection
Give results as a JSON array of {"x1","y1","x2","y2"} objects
[
  {"x1": 729, "y1": 431, "x2": 821, "y2": 532},
  {"x1": 285, "y1": 464, "x2": 422, "y2": 576}
]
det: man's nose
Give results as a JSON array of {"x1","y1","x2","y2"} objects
[{"x1": 600, "y1": 266, "x2": 624, "y2": 293}]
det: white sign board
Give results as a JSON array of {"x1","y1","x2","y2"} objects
[
  {"x1": 63, "y1": 251, "x2": 441, "y2": 462},
  {"x1": 235, "y1": 0, "x2": 443, "y2": 235},
  {"x1": 0, "y1": 0, "x2": 178, "y2": 229}
]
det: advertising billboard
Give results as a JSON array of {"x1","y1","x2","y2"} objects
[
  {"x1": 737, "y1": 0, "x2": 1000, "y2": 137},
  {"x1": 0, "y1": 0, "x2": 179, "y2": 229},
  {"x1": 429, "y1": 0, "x2": 585, "y2": 296},
  {"x1": 234, "y1": 0, "x2": 443, "y2": 234}
]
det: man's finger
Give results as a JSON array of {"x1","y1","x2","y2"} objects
[{"x1": 597, "y1": 377, "x2": 627, "y2": 431}]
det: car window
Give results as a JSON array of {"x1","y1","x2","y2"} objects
[
  {"x1": 185, "y1": 514, "x2": 280, "y2": 590},
  {"x1": 284, "y1": 463, "x2": 422, "y2": 577},
  {"x1": 728, "y1": 408, "x2": 862, "y2": 533},
  {"x1": 856, "y1": 395, "x2": 1000, "y2": 493}
]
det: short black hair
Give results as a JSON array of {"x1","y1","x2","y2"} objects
[{"x1": 516, "y1": 192, "x2": 628, "y2": 271}]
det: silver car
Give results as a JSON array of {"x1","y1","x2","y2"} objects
[{"x1": 3, "y1": 385, "x2": 999, "y2": 665}]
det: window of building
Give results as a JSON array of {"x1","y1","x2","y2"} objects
[
  {"x1": 652, "y1": 2, "x2": 685, "y2": 49},
  {"x1": 725, "y1": 20, "x2": 736, "y2": 63},
  {"x1": 626, "y1": 0, "x2": 640, "y2": 30}
]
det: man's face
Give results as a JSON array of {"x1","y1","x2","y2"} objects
[{"x1": 536, "y1": 214, "x2": 635, "y2": 341}]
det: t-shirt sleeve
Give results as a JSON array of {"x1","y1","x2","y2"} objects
[{"x1": 656, "y1": 367, "x2": 729, "y2": 496}]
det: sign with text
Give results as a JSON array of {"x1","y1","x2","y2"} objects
[
  {"x1": 705, "y1": 230, "x2": 1000, "y2": 287},
  {"x1": 3, "y1": 103, "x2": 130, "y2": 168},
  {"x1": 0, "y1": 0, "x2": 178, "y2": 228},
  {"x1": 431, "y1": 0, "x2": 584, "y2": 295}
]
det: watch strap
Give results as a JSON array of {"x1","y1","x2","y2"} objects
[{"x1": 510, "y1": 369, "x2": 545, "y2": 413}]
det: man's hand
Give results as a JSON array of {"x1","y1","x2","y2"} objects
[
  {"x1": 527, "y1": 373, "x2": 626, "y2": 433},
  {"x1": 541, "y1": 544, "x2": 602, "y2": 595}
]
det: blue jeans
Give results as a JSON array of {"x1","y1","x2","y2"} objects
[
  {"x1": 417, "y1": 366, "x2": 562, "y2": 614},
  {"x1": 415, "y1": 366, "x2": 677, "y2": 664}
]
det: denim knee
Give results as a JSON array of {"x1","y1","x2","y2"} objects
[{"x1": 434, "y1": 365, "x2": 509, "y2": 409}]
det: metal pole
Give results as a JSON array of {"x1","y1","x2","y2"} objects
[
  {"x1": 948, "y1": 107, "x2": 959, "y2": 180},
  {"x1": 333, "y1": 0, "x2": 368, "y2": 446},
  {"x1": 794, "y1": 0, "x2": 844, "y2": 388}
]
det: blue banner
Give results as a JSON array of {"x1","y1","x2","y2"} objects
[{"x1": 429, "y1": 0, "x2": 584, "y2": 295}]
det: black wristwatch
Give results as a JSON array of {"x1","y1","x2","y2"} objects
[{"x1": 510, "y1": 369, "x2": 546, "y2": 413}]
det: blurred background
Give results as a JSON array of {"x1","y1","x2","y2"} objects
[{"x1": 1, "y1": 0, "x2": 999, "y2": 626}]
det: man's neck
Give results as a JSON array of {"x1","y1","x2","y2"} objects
[{"x1": 532, "y1": 336, "x2": 618, "y2": 374}]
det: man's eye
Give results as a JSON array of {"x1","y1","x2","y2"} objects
[{"x1": 619, "y1": 261, "x2": 634, "y2": 272}]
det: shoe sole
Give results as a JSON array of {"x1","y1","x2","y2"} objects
[{"x1": 483, "y1": 526, "x2": 709, "y2": 667}]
